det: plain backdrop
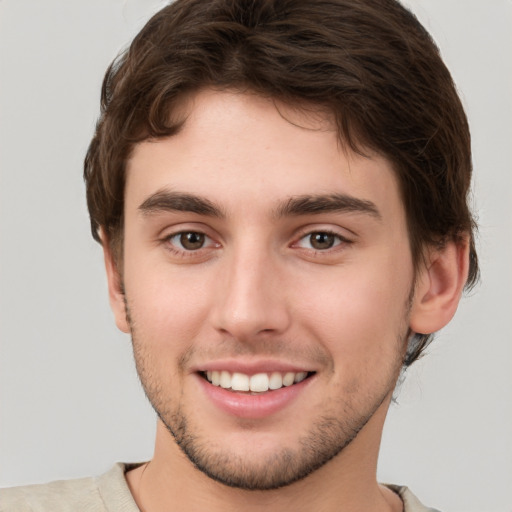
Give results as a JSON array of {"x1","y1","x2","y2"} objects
[{"x1": 1, "y1": 1, "x2": 511, "y2": 510}]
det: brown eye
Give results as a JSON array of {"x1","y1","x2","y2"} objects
[
  {"x1": 309, "y1": 232, "x2": 336, "y2": 250},
  {"x1": 179, "y1": 232, "x2": 205, "y2": 250}
]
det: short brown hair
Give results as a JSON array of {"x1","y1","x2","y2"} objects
[{"x1": 84, "y1": 0, "x2": 478, "y2": 365}]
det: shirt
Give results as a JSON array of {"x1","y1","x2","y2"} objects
[{"x1": 1, "y1": 463, "x2": 441, "y2": 512}]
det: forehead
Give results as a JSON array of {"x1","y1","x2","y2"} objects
[{"x1": 125, "y1": 89, "x2": 404, "y2": 224}]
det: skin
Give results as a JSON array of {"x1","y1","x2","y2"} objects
[{"x1": 103, "y1": 89, "x2": 469, "y2": 512}]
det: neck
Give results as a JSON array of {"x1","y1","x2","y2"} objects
[{"x1": 126, "y1": 401, "x2": 402, "y2": 512}]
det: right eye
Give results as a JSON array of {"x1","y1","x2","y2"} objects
[{"x1": 166, "y1": 231, "x2": 213, "y2": 251}]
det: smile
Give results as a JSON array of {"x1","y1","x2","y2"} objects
[
  {"x1": 202, "y1": 370, "x2": 312, "y2": 393},
  {"x1": 197, "y1": 367, "x2": 316, "y2": 418}
]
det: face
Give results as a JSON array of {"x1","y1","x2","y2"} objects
[{"x1": 114, "y1": 90, "x2": 416, "y2": 490}]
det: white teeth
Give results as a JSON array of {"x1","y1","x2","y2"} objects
[
  {"x1": 268, "y1": 372, "x2": 283, "y2": 390},
  {"x1": 249, "y1": 373, "x2": 269, "y2": 392},
  {"x1": 282, "y1": 372, "x2": 295, "y2": 386},
  {"x1": 231, "y1": 372, "x2": 250, "y2": 391},
  {"x1": 220, "y1": 370, "x2": 231, "y2": 389},
  {"x1": 205, "y1": 370, "x2": 310, "y2": 392},
  {"x1": 294, "y1": 372, "x2": 307, "y2": 383}
]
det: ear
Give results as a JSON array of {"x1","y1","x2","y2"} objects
[
  {"x1": 100, "y1": 229, "x2": 130, "y2": 334},
  {"x1": 409, "y1": 237, "x2": 470, "y2": 335}
]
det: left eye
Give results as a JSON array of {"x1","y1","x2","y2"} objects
[
  {"x1": 297, "y1": 232, "x2": 343, "y2": 250},
  {"x1": 167, "y1": 231, "x2": 211, "y2": 251}
]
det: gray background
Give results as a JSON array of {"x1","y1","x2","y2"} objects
[{"x1": 1, "y1": 1, "x2": 511, "y2": 510}]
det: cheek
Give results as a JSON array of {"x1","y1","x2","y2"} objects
[
  {"x1": 123, "y1": 258, "x2": 215, "y2": 347},
  {"x1": 296, "y1": 257, "x2": 412, "y2": 362}
]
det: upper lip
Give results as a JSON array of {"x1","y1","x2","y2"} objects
[{"x1": 190, "y1": 358, "x2": 316, "y2": 375}]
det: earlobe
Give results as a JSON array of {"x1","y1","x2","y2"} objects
[
  {"x1": 409, "y1": 238, "x2": 470, "y2": 335},
  {"x1": 100, "y1": 230, "x2": 130, "y2": 334}
]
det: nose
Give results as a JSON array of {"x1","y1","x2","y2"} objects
[{"x1": 212, "y1": 244, "x2": 291, "y2": 342}]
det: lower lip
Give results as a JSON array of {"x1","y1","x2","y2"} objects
[{"x1": 197, "y1": 374, "x2": 313, "y2": 419}]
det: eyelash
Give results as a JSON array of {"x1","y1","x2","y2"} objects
[
  {"x1": 161, "y1": 229, "x2": 352, "y2": 258},
  {"x1": 163, "y1": 231, "x2": 218, "y2": 257},
  {"x1": 293, "y1": 229, "x2": 352, "y2": 252}
]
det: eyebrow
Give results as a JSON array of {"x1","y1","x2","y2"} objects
[
  {"x1": 138, "y1": 190, "x2": 225, "y2": 218},
  {"x1": 274, "y1": 193, "x2": 381, "y2": 220},
  {"x1": 138, "y1": 190, "x2": 381, "y2": 221}
]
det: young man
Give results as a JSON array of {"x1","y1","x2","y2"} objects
[{"x1": 2, "y1": 1, "x2": 478, "y2": 511}]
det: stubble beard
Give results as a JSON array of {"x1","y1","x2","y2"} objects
[
  {"x1": 160, "y1": 390, "x2": 391, "y2": 490},
  {"x1": 130, "y1": 341, "x2": 405, "y2": 491},
  {"x1": 125, "y1": 297, "x2": 409, "y2": 491}
]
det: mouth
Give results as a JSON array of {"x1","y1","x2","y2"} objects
[{"x1": 199, "y1": 370, "x2": 315, "y2": 394}]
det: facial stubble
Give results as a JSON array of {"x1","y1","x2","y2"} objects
[{"x1": 125, "y1": 296, "x2": 410, "y2": 491}]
